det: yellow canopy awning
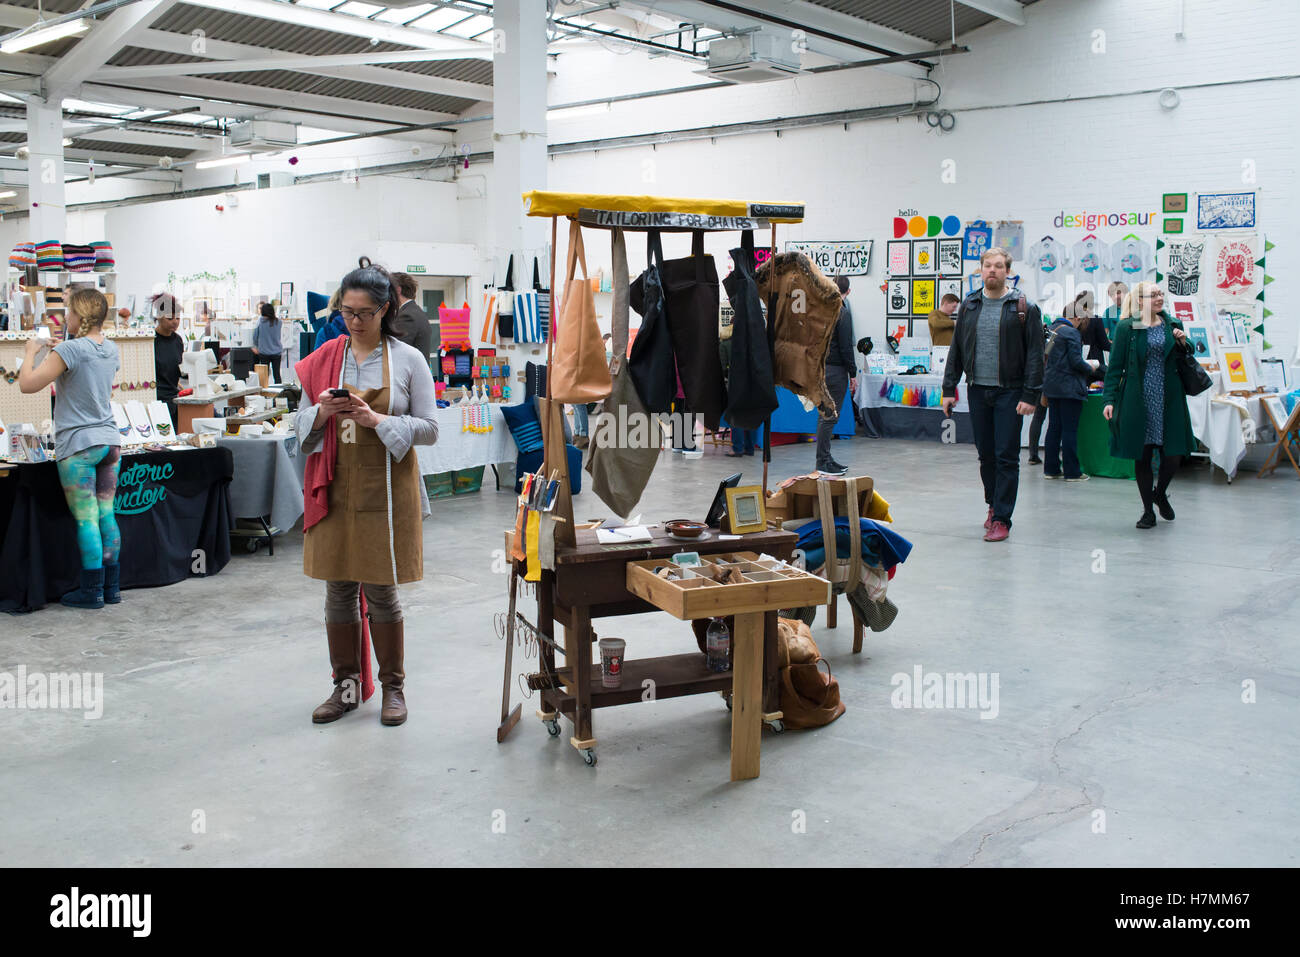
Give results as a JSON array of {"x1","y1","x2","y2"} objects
[{"x1": 522, "y1": 190, "x2": 804, "y2": 223}]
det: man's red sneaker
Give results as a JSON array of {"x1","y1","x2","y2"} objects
[
  {"x1": 984, "y1": 507, "x2": 993, "y2": 531},
  {"x1": 984, "y1": 520, "x2": 1010, "y2": 542}
]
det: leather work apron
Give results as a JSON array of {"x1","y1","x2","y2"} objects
[{"x1": 303, "y1": 340, "x2": 423, "y2": 585}]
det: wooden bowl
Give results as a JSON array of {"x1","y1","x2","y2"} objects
[{"x1": 665, "y1": 519, "x2": 706, "y2": 538}]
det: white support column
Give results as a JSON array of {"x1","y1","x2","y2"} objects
[
  {"x1": 26, "y1": 98, "x2": 65, "y2": 240},
  {"x1": 490, "y1": 0, "x2": 548, "y2": 289}
]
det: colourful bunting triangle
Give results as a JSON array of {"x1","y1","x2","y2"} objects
[
  {"x1": 1156, "y1": 238, "x2": 1165, "y2": 250},
  {"x1": 1156, "y1": 271, "x2": 1164, "y2": 282},
  {"x1": 1263, "y1": 307, "x2": 1273, "y2": 319},
  {"x1": 1262, "y1": 339, "x2": 1273, "y2": 350},
  {"x1": 1253, "y1": 323, "x2": 1266, "y2": 334},
  {"x1": 1265, "y1": 239, "x2": 1275, "y2": 252},
  {"x1": 1256, "y1": 290, "x2": 1266, "y2": 301},
  {"x1": 1262, "y1": 274, "x2": 1274, "y2": 286},
  {"x1": 1255, "y1": 257, "x2": 1265, "y2": 267}
]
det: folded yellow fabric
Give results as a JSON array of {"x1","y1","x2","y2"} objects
[
  {"x1": 525, "y1": 510, "x2": 542, "y2": 582},
  {"x1": 866, "y1": 490, "x2": 892, "y2": 523}
]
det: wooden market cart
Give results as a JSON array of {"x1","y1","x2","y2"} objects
[{"x1": 497, "y1": 191, "x2": 826, "y2": 780}]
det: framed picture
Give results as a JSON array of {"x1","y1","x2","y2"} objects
[
  {"x1": 1219, "y1": 344, "x2": 1258, "y2": 390},
  {"x1": 279, "y1": 282, "x2": 294, "y2": 304},
  {"x1": 911, "y1": 278, "x2": 936, "y2": 315},
  {"x1": 911, "y1": 240, "x2": 936, "y2": 275},
  {"x1": 1261, "y1": 395, "x2": 1290, "y2": 433},
  {"x1": 1162, "y1": 193, "x2": 1188, "y2": 213},
  {"x1": 938, "y1": 277, "x2": 962, "y2": 305},
  {"x1": 1197, "y1": 191, "x2": 1256, "y2": 230},
  {"x1": 724, "y1": 485, "x2": 766, "y2": 535},
  {"x1": 1163, "y1": 218, "x2": 1184, "y2": 234},
  {"x1": 937, "y1": 238, "x2": 963, "y2": 276},
  {"x1": 1183, "y1": 321, "x2": 1217, "y2": 368},
  {"x1": 886, "y1": 240, "x2": 910, "y2": 276},
  {"x1": 886, "y1": 279, "x2": 910, "y2": 316}
]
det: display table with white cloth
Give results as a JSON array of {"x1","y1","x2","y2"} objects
[
  {"x1": 855, "y1": 372, "x2": 973, "y2": 443},
  {"x1": 416, "y1": 404, "x2": 516, "y2": 486},
  {"x1": 1186, "y1": 378, "x2": 1270, "y2": 480}
]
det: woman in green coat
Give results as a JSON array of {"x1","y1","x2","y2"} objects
[{"x1": 1102, "y1": 282, "x2": 1196, "y2": 529}]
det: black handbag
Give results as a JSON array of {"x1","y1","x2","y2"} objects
[
  {"x1": 628, "y1": 229, "x2": 676, "y2": 413},
  {"x1": 1175, "y1": 337, "x2": 1213, "y2": 396}
]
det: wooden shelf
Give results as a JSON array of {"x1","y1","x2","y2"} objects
[{"x1": 556, "y1": 652, "x2": 732, "y2": 708}]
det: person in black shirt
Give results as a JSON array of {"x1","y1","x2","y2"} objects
[
  {"x1": 152, "y1": 293, "x2": 184, "y2": 429},
  {"x1": 816, "y1": 276, "x2": 857, "y2": 474}
]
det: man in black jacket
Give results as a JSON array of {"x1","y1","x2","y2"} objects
[
  {"x1": 941, "y1": 248, "x2": 1045, "y2": 542},
  {"x1": 816, "y1": 276, "x2": 857, "y2": 474}
]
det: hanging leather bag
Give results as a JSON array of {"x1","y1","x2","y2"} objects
[
  {"x1": 549, "y1": 220, "x2": 611, "y2": 404},
  {"x1": 628, "y1": 229, "x2": 676, "y2": 413},
  {"x1": 587, "y1": 228, "x2": 662, "y2": 517}
]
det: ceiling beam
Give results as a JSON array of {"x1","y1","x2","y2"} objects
[
  {"x1": 91, "y1": 69, "x2": 460, "y2": 126},
  {"x1": 621, "y1": 0, "x2": 931, "y2": 76},
  {"x1": 78, "y1": 81, "x2": 456, "y2": 141},
  {"x1": 42, "y1": 0, "x2": 182, "y2": 100},
  {"x1": 130, "y1": 28, "x2": 492, "y2": 100},
  {"x1": 957, "y1": 0, "x2": 1027, "y2": 27},
  {"x1": 180, "y1": 0, "x2": 492, "y2": 53}
]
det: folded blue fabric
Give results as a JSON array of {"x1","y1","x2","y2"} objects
[{"x1": 795, "y1": 517, "x2": 913, "y2": 570}]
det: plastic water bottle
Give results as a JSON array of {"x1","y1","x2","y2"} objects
[{"x1": 706, "y1": 617, "x2": 731, "y2": 673}]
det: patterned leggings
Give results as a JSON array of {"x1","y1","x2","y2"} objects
[{"x1": 56, "y1": 445, "x2": 122, "y2": 569}]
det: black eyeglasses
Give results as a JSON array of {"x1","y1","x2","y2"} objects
[{"x1": 341, "y1": 307, "x2": 383, "y2": 321}]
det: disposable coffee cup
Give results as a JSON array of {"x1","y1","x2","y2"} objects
[{"x1": 598, "y1": 638, "x2": 626, "y2": 689}]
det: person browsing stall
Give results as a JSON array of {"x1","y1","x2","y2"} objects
[
  {"x1": 941, "y1": 248, "x2": 1045, "y2": 542},
  {"x1": 928, "y1": 292, "x2": 960, "y2": 347},
  {"x1": 391, "y1": 272, "x2": 433, "y2": 360},
  {"x1": 1102, "y1": 282, "x2": 1195, "y2": 530},
  {"x1": 816, "y1": 275, "x2": 857, "y2": 475},
  {"x1": 1041, "y1": 304, "x2": 1101, "y2": 481},
  {"x1": 251, "y1": 302, "x2": 284, "y2": 383},
  {"x1": 152, "y1": 294, "x2": 184, "y2": 430},
  {"x1": 294, "y1": 257, "x2": 439, "y2": 728},
  {"x1": 19, "y1": 289, "x2": 124, "y2": 609}
]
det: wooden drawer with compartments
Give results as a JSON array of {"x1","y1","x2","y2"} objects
[{"x1": 625, "y1": 551, "x2": 830, "y2": 620}]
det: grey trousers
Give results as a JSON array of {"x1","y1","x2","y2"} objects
[
  {"x1": 324, "y1": 581, "x2": 403, "y2": 624},
  {"x1": 816, "y1": 364, "x2": 850, "y2": 467}
]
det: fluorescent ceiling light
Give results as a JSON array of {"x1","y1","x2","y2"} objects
[
  {"x1": 62, "y1": 98, "x2": 132, "y2": 116},
  {"x1": 195, "y1": 153, "x2": 251, "y2": 169},
  {"x1": 0, "y1": 190, "x2": 17, "y2": 199},
  {"x1": 548, "y1": 102, "x2": 611, "y2": 119},
  {"x1": 1, "y1": 18, "x2": 90, "y2": 54}
]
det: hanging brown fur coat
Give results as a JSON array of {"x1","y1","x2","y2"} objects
[{"x1": 756, "y1": 252, "x2": 843, "y2": 419}]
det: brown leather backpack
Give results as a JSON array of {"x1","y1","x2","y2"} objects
[{"x1": 776, "y1": 618, "x2": 846, "y2": 729}]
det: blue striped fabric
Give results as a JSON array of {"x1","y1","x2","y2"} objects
[{"x1": 514, "y1": 289, "x2": 540, "y2": 343}]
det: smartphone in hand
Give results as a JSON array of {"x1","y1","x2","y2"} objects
[{"x1": 328, "y1": 388, "x2": 350, "y2": 398}]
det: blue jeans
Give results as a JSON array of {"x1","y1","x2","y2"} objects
[
  {"x1": 967, "y1": 384, "x2": 1023, "y2": 526},
  {"x1": 572, "y1": 402, "x2": 588, "y2": 437},
  {"x1": 732, "y1": 427, "x2": 758, "y2": 454},
  {"x1": 1043, "y1": 397, "x2": 1083, "y2": 478}
]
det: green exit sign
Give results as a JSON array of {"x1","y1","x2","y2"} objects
[{"x1": 406, "y1": 265, "x2": 427, "y2": 274}]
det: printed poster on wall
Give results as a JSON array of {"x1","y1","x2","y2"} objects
[
  {"x1": 911, "y1": 240, "x2": 936, "y2": 275},
  {"x1": 963, "y1": 221, "x2": 992, "y2": 260},
  {"x1": 1211, "y1": 234, "x2": 1260, "y2": 305},
  {"x1": 1196, "y1": 192, "x2": 1256, "y2": 231},
  {"x1": 938, "y1": 278, "x2": 962, "y2": 305},
  {"x1": 1162, "y1": 239, "x2": 1207, "y2": 296},
  {"x1": 886, "y1": 279, "x2": 910, "y2": 316},
  {"x1": 785, "y1": 240, "x2": 872, "y2": 276},
  {"x1": 911, "y1": 279, "x2": 936, "y2": 315},
  {"x1": 937, "y1": 238, "x2": 963, "y2": 276},
  {"x1": 886, "y1": 240, "x2": 910, "y2": 276}
]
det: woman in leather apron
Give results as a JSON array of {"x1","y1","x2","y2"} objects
[{"x1": 294, "y1": 258, "x2": 439, "y2": 726}]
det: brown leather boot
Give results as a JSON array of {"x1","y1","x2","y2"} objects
[
  {"x1": 312, "y1": 622, "x2": 363, "y2": 724},
  {"x1": 369, "y1": 619, "x2": 407, "y2": 726}
]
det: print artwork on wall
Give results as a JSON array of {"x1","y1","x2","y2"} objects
[
  {"x1": 886, "y1": 279, "x2": 910, "y2": 316},
  {"x1": 937, "y1": 239, "x2": 963, "y2": 276},
  {"x1": 911, "y1": 279, "x2": 936, "y2": 315},
  {"x1": 886, "y1": 240, "x2": 910, "y2": 276},
  {"x1": 1164, "y1": 240, "x2": 1206, "y2": 296},
  {"x1": 911, "y1": 240, "x2": 936, "y2": 275}
]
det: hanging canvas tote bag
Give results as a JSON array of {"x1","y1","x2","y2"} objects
[
  {"x1": 514, "y1": 285, "x2": 540, "y2": 344},
  {"x1": 496, "y1": 254, "x2": 515, "y2": 340},
  {"x1": 533, "y1": 258, "x2": 551, "y2": 344},
  {"x1": 628, "y1": 229, "x2": 677, "y2": 413},
  {"x1": 480, "y1": 282, "x2": 499, "y2": 346},
  {"x1": 549, "y1": 220, "x2": 611, "y2": 404},
  {"x1": 659, "y1": 229, "x2": 725, "y2": 430},
  {"x1": 587, "y1": 228, "x2": 661, "y2": 517}
]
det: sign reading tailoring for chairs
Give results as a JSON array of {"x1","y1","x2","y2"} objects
[{"x1": 784, "y1": 240, "x2": 872, "y2": 276}]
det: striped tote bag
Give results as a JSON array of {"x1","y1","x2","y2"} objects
[{"x1": 513, "y1": 288, "x2": 540, "y2": 343}]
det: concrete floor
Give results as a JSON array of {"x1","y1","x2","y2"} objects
[{"x1": 2, "y1": 435, "x2": 1297, "y2": 867}]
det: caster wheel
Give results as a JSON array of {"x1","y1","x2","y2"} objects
[
  {"x1": 245, "y1": 540, "x2": 259, "y2": 554},
  {"x1": 581, "y1": 749, "x2": 597, "y2": 767},
  {"x1": 543, "y1": 718, "x2": 561, "y2": 737},
  {"x1": 766, "y1": 719, "x2": 785, "y2": 734},
  {"x1": 724, "y1": 694, "x2": 733, "y2": 711}
]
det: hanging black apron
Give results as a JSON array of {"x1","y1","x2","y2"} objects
[
  {"x1": 628, "y1": 229, "x2": 676, "y2": 413},
  {"x1": 659, "y1": 230, "x2": 725, "y2": 431},
  {"x1": 722, "y1": 230, "x2": 779, "y2": 430}
]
